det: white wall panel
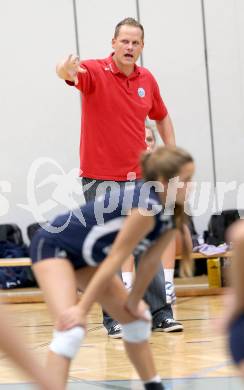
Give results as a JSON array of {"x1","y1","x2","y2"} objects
[
  {"x1": 140, "y1": 0, "x2": 215, "y2": 233},
  {"x1": 76, "y1": 0, "x2": 137, "y2": 59},
  {"x1": 2, "y1": 0, "x2": 244, "y2": 239},
  {"x1": 0, "y1": 0, "x2": 82, "y2": 240},
  {"x1": 204, "y1": 0, "x2": 244, "y2": 212}
]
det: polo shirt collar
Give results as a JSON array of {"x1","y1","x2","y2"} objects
[{"x1": 106, "y1": 53, "x2": 140, "y2": 78}]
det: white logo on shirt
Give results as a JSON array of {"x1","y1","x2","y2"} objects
[
  {"x1": 138, "y1": 87, "x2": 146, "y2": 98},
  {"x1": 104, "y1": 64, "x2": 113, "y2": 72}
]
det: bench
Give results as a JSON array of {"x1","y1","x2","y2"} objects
[
  {"x1": 175, "y1": 251, "x2": 232, "y2": 297},
  {"x1": 0, "y1": 252, "x2": 232, "y2": 303},
  {"x1": 0, "y1": 258, "x2": 43, "y2": 303}
]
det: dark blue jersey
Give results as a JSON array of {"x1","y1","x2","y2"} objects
[{"x1": 31, "y1": 182, "x2": 175, "y2": 269}]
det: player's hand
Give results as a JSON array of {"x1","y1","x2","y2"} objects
[
  {"x1": 62, "y1": 54, "x2": 87, "y2": 85},
  {"x1": 125, "y1": 299, "x2": 152, "y2": 322},
  {"x1": 56, "y1": 305, "x2": 87, "y2": 331}
]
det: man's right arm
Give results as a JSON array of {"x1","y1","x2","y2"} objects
[
  {"x1": 56, "y1": 54, "x2": 87, "y2": 85},
  {"x1": 56, "y1": 61, "x2": 73, "y2": 82}
]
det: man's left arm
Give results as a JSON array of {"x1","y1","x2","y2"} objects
[{"x1": 156, "y1": 114, "x2": 176, "y2": 146}]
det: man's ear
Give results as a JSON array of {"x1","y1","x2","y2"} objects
[{"x1": 112, "y1": 38, "x2": 116, "y2": 49}]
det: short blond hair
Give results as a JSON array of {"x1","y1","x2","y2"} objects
[{"x1": 114, "y1": 18, "x2": 144, "y2": 40}]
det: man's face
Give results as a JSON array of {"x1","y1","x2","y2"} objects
[
  {"x1": 145, "y1": 127, "x2": 156, "y2": 151},
  {"x1": 112, "y1": 25, "x2": 144, "y2": 67},
  {"x1": 160, "y1": 162, "x2": 195, "y2": 207},
  {"x1": 175, "y1": 162, "x2": 195, "y2": 205}
]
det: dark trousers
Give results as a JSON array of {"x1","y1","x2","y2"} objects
[{"x1": 82, "y1": 177, "x2": 173, "y2": 329}]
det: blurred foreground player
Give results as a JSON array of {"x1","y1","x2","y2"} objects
[
  {"x1": 0, "y1": 306, "x2": 60, "y2": 389},
  {"x1": 31, "y1": 146, "x2": 194, "y2": 390},
  {"x1": 224, "y1": 221, "x2": 244, "y2": 376}
]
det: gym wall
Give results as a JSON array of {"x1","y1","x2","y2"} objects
[{"x1": 1, "y1": 0, "x2": 244, "y2": 239}]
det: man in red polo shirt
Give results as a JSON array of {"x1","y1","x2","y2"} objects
[
  {"x1": 57, "y1": 18, "x2": 175, "y2": 181},
  {"x1": 56, "y1": 17, "x2": 182, "y2": 338}
]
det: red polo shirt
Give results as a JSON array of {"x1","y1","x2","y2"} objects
[{"x1": 67, "y1": 54, "x2": 168, "y2": 180}]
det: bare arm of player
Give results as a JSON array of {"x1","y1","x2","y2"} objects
[
  {"x1": 227, "y1": 221, "x2": 244, "y2": 315},
  {"x1": 125, "y1": 230, "x2": 176, "y2": 317},
  {"x1": 0, "y1": 307, "x2": 60, "y2": 390},
  {"x1": 57, "y1": 209, "x2": 155, "y2": 330},
  {"x1": 215, "y1": 221, "x2": 244, "y2": 333},
  {"x1": 156, "y1": 114, "x2": 176, "y2": 146},
  {"x1": 56, "y1": 54, "x2": 87, "y2": 84}
]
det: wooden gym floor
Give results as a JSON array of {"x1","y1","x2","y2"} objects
[{"x1": 0, "y1": 295, "x2": 243, "y2": 389}]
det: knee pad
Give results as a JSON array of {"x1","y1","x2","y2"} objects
[
  {"x1": 49, "y1": 326, "x2": 85, "y2": 359},
  {"x1": 122, "y1": 311, "x2": 152, "y2": 343}
]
